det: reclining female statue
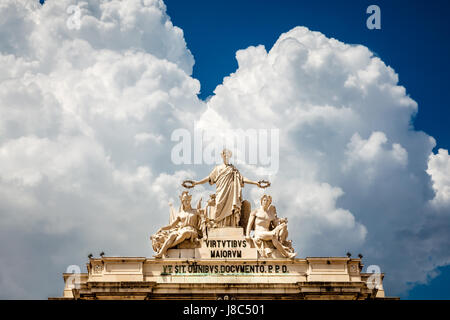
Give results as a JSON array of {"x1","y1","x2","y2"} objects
[{"x1": 151, "y1": 191, "x2": 202, "y2": 258}]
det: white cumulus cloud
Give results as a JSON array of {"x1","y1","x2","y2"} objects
[
  {"x1": 0, "y1": 0, "x2": 203, "y2": 299},
  {"x1": 201, "y1": 26, "x2": 450, "y2": 294},
  {"x1": 427, "y1": 148, "x2": 450, "y2": 208}
]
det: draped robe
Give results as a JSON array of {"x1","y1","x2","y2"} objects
[{"x1": 208, "y1": 164, "x2": 244, "y2": 226}]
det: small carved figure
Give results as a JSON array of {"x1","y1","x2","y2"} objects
[
  {"x1": 206, "y1": 194, "x2": 216, "y2": 222},
  {"x1": 246, "y1": 195, "x2": 296, "y2": 259},
  {"x1": 151, "y1": 191, "x2": 202, "y2": 258},
  {"x1": 202, "y1": 194, "x2": 218, "y2": 234},
  {"x1": 168, "y1": 201, "x2": 177, "y2": 224}
]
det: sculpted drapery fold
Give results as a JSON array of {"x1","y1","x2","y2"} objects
[
  {"x1": 183, "y1": 149, "x2": 267, "y2": 227},
  {"x1": 208, "y1": 164, "x2": 244, "y2": 226}
]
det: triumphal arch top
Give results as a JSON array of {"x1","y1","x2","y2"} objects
[
  {"x1": 52, "y1": 150, "x2": 395, "y2": 300},
  {"x1": 151, "y1": 149, "x2": 295, "y2": 260}
]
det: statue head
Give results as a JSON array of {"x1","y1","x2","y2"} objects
[
  {"x1": 179, "y1": 191, "x2": 192, "y2": 208},
  {"x1": 221, "y1": 149, "x2": 232, "y2": 164},
  {"x1": 260, "y1": 194, "x2": 272, "y2": 210}
]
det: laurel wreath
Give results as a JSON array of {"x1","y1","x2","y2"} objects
[{"x1": 182, "y1": 180, "x2": 195, "y2": 189}]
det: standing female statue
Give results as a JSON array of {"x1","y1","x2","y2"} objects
[{"x1": 185, "y1": 149, "x2": 269, "y2": 227}]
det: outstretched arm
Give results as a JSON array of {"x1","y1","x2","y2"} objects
[
  {"x1": 244, "y1": 177, "x2": 271, "y2": 188},
  {"x1": 193, "y1": 176, "x2": 209, "y2": 186},
  {"x1": 243, "y1": 177, "x2": 259, "y2": 186}
]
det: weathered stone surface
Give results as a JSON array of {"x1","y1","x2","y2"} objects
[
  {"x1": 51, "y1": 256, "x2": 395, "y2": 300},
  {"x1": 207, "y1": 227, "x2": 244, "y2": 238},
  {"x1": 52, "y1": 225, "x2": 394, "y2": 299}
]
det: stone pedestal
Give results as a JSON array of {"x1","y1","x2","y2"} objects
[{"x1": 51, "y1": 227, "x2": 395, "y2": 300}]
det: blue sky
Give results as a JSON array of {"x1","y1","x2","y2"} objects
[
  {"x1": 27, "y1": 0, "x2": 449, "y2": 300},
  {"x1": 164, "y1": 0, "x2": 450, "y2": 300},
  {"x1": 164, "y1": 0, "x2": 450, "y2": 154}
]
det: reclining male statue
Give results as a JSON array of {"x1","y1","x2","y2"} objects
[{"x1": 246, "y1": 194, "x2": 296, "y2": 259}]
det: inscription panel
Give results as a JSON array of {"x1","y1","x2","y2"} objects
[
  {"x1": 105, "y1": 262, "x2": 142, "y2": 274},
  {"x1": 311, "y1": 264, "x2": 346, "y2": 273}
]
